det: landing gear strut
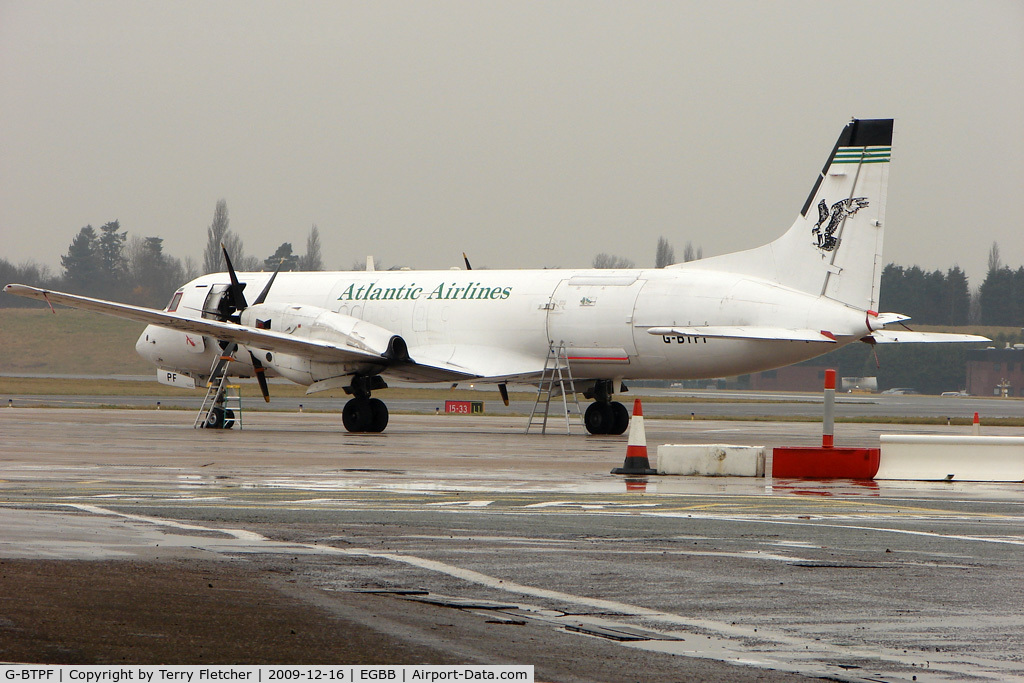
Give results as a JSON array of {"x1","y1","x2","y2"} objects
[
  {"x1": 341, "y1": 376, "x2": 389, "y2": 433},
  {"x1": 583, "y1": 380, "x2": 629, "y2": 435}
]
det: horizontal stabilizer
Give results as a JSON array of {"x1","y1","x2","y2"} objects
[
  {"x1": 866, "y1": 330, "x2": 990, "y2": 344},
  {"x1": 872, "y1": 312, "x2": 911, "y2": 326},
  {"x1": 646, "y1": 326, "x2": 837, "y2": 343}
]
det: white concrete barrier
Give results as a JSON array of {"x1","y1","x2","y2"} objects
[
  {"x1": 877, "y1": 435, "x2": 1024, "y2": 482},
  {"x1": 657, "y1": 444, "x2": 766, "y2": 477}
]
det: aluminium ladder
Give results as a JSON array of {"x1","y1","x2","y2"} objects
[
  {"x1": 526, "y1": 342, "x2": 584, "y2": 434},
  {"x1": 194, "y1": 345, "x2": 243, "y2": 429}
]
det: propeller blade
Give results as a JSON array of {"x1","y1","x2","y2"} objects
[
  {"x1": 221, "y1": 243, "x2": 248, "y2": 311},
  {"x1": 252, "y1": 259, "x2": 283, "y2": 306},
  {"x1": 249, "y1": 351, "x2": 271, "y2": 403}
]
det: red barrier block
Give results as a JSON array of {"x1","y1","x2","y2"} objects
[{"x1": 772, "y1": 447, "x2": 880, "y2": 479}]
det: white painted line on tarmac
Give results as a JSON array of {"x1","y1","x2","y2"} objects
[{"x1": 644, "y1": 512, "x2": 1024, "y2": 546}]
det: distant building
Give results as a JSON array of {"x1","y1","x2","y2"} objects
[
  {"x1": 966, "y1": 346, "x2": 1024, "y2": 397},
  {"x1": 749, "y1": 365, "x2": 836, "y2": 392}
]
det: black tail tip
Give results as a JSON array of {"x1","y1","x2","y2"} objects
[{"x1": 846, "y1": 119, "x2": 893, "y2": 147}]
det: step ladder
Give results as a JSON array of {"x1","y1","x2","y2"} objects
[
  {"x1": 194, "y1": 344, "x2": 243, "y2": 429},
  {"x1": 526, "y1": 342, "x2": 585, "y2": 434}
]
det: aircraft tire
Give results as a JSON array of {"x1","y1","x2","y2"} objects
[
  {"x1": 584, "y1": 402, "x2": 614, "y2": 435},
  {"x1": 342, "y1": 398, "x2": 373, "y2": 432},
  {"x1": 205, "y1": 406, "x2": 225, "y2": 429},
  {"x1": 223, "y1": 408, "x2": 235, "y2": 430},
  {"x1": 609, "y1": 401, "x2": 629, "y2": 435},
  {"x1": 368, "y1": 398, "x2": 389, "y2": 433}
]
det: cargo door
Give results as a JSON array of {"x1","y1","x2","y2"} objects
[{"x1": 545, "y1": 274, "x2": 644, "y2": 366}]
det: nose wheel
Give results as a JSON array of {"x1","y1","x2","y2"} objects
[{"x1": 204, "y1": 406, "x2": 236, "y2": 429}]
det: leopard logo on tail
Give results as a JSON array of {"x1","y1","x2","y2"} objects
[{"x1": 812, "y1": 197, "x2": 869, "y2": 251}]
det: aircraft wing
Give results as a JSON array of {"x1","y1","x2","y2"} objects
[
  {"x1": 3, "y1": 284, "x2": 476, "y2": 380},
  {"x1": 414, "y1": 344, "x2": 548, "y2": 382},
  {"x1": 866, "y1": 330, "x2": 991, "y2": 344},
  {"x1": 645, "y1": 326, "x2": 838, "y2": 343}
]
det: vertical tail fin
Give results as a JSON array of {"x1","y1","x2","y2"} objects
[{"x1": 680, "y1": 118, "x2": 893, "y2": 311}]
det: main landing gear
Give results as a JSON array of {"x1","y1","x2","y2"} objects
[
  {"x1": 583, "y1": 379, "x2": 630, "y2": 435},
  {"x1": 341, "y1": 376, "x2": 389, "y2": 433},
  {"x1": 584, "y1": 401, "x2": 629, "y2": 435}
]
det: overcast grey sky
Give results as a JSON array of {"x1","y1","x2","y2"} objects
[{"x1": 2, "y1": 1, "x2": 1021, "y2": 286}]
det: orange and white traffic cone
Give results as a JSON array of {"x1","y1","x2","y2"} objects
[{"x1": 611, "y1": 399, "x2": 657, "y2": 475}]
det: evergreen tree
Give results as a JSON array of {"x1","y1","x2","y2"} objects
[
  {"x1": 265, "y1": 242, "x2": 299, "y2": 271},
  {"x1": 879, "y1": 263, "x2": 968, "y2": 326},
  {"x1": 61, "y1": 226, "x2": 103, "y2": 293},
  {"x1": 944, "y1": 266, "x2": 971, "y2": 326},
  {"x1": 979, "y1": 265, "x2": 1020, "y2": 326},
  {"x1": 97, "y1": 220, "x2": 127, "y2": 284},
  {"x1": 140, "y1": 237, "x2": 186, "y2": 305}
]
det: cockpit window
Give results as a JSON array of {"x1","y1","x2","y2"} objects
[{"x1": 167, "y1": 291, "x2": 183, "y2": 312}]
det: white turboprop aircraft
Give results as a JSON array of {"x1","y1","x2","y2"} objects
[{"x1": 5, "y1": 118, "x2": 987, "y2": 434}]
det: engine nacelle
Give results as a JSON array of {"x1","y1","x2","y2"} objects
[{"x1": 238, "y1": 303, "x2": 408, "y2": 384}]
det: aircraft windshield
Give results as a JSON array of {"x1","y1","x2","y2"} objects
[{"x1": 166, "y1": 291, "x2": 183, "y2": 312}]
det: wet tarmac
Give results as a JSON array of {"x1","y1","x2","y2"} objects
[
  {"x1": 5, "y1": 383, "x2": 1024, "y2": 420},
  {"x1": 2, "y1": 408, "x2": 1023, "y2": 681}
]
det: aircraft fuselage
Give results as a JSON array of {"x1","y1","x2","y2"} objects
[{"x1": 136, "y1": 266, "x2": 870, "y2": 387}]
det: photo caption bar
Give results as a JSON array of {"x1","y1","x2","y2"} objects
[{"x1": 0, "y1": 666, "x2": 533, "y2": 683}]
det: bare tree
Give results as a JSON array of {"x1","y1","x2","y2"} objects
[
  {"x1": 203, "y1": 200, "x2": 230, "y2": 274},
  {"x1": 201, "y1": 199, "x2": 256, "y2": 271},
  {"x1": 297, "y1": 224, "x2": 323, "y2": 271},
  {"x1": 592, "y1": 253, "x2": 634, "y2": 269},
  {"x1": 683, "y1": 241, "x2": 703, "y2": 262},
  {"x1": 125, "y1": 235, "x2": 188, "y2": 306},
  {"x1": 182, "y1": 255, "x2": 200, "y2": 281},
  {"x1": 655, "y1": 236, "x2": 675, "y2": 268},
  {"x1": 987, "y1": 241, "x2": 1002, "y2": 273}
]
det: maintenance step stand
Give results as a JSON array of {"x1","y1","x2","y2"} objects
[
  {"x1": 526, "y1": 342, "x2": 585, "y2": 434},
  {"x1": 194, "y1": 342, "x2": 243, "y2": 430}
]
